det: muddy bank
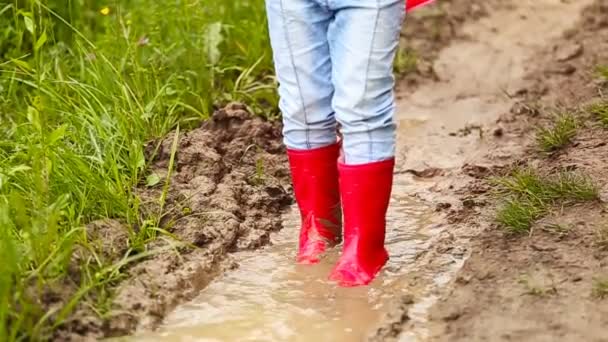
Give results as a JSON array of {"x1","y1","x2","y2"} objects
[
  {"x1": 424, "y1": 1, "x2": 608, "y2": 341},
  {"x1": 56, "y1": 104, "x2": 292, "y2": 340}
]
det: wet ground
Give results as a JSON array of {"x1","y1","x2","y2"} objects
[
  {"x1": 102, "y1": 0, "x2": 608, "y2": 341},
  {"x1": 131, "y1": 193, "x2": 440, "y2": 342}
]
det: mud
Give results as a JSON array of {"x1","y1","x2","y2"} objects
[
  {"x1": 56, "y1": 103, "x2": 292, "y2": 340},
  {"x1": 363, "y1": 0, "x2": 608, "y2": 340},
  {"x1": 427, "y1": 2, "x2": 608, "y2": 341}
]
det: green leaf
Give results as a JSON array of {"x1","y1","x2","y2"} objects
[
  {"x1": 27, "y1": 106, "x2": 41, "y2": 131},
  {"x1": 48, "y1": 124, "x2": 67, "y2": 145},
  {"x1": 11, "y1": 58, "x2": 32, "y2": 71},
  {"x1": 23, "y1": 15, "x2": 34, "y2": 34},
  {"x1": 165, "y1": 87, "x2": 177, "y2": 96},
  {"x1": 35, "y1": 31, "x2": 47, "y2": 51},
  {"x1": 146, "y1": 173, "x2": 161, "y2": 187},
  {"x1": 9, "y1": 165, "x2": 32, "y2": 175}
]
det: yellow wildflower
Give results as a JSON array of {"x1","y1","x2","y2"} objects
[{"x1": 100, "y1": 7, "x2": 110, "y2": 16}]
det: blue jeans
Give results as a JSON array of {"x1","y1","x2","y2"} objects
[{"x1": 266, "y1": 0, "x2": 405, "y2": 164}]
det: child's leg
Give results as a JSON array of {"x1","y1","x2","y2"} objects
[
  {"x1": 265, "y1": 0, "x2": 336, "y2": 150},
  {"x1": 329, "y1": 0, "x2": 404, "y2": 164},
  {"x1": 266, "y1": 0, "x2": 342, "y2": 264},
  {"x1": 327, "y1": 0, "x2": 404, "y2": 286}
]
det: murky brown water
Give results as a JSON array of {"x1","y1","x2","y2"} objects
[
  {"x1": 129, "y1": 176, "x2": 442, "y2": 341},
  {"x1": 120, "y1": 1, "x2": 593, "y2": 341}
]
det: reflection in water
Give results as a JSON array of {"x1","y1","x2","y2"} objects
[{"x1": 130, "y1": 176, "x2": 439, "y2": 342}]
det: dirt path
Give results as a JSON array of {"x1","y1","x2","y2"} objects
[
  {"x1": 370, "y1": 0, "x2": 604, "y2": 340},
  {"x1": 424, "y1": 1, "x2": 608, "y2": 341},
  {"x1": 101, "y1": 0, "x2": 608, "y2": 341}
]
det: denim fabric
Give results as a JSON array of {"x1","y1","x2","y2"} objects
[{"x1": 266, "y1": 0, "x2": 405, "y2": 164}]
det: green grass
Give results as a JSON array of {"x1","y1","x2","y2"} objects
[
  {"x1": 596, "y1": 65, "x2": 608, "y2": 82},
  {"x1": 492, "y1": 168, "x2": 599, "y2": 234},
  {"x1": 0, "y1": 0, "x2": 275, "y2": 340},
  {"x1": 541, "y1": 223, "x2": 571, "y2": 237},
  {"x1": 496, "y1": 198, "x2": 545, "y2": 234},
  {"x1": 394, "y1": 45, "x2": 418, "y2": 75},
  {"x1": 536, "y1": 113, "x2": 578, "y2": 152},
  {"x1": 588, "y1": 101, "x2": 608, "y2": 127},
  {"x1": 595, "y1": 225, "x2": 608, "y2": 250},
  {"x1": 592, "y1": 277, "x2": 608, "y2": 299}
]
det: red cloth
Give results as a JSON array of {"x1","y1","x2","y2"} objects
[{"x1": 406, "y1": 0, "x2": 434, "y2": 10}]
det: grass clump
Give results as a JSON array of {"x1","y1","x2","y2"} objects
[
  {"x1": 595, "y1": 225, "x2": 608, "y2": 250},
  {"x1": 496, "y1": 198, "x2": 545, "y2": 234},
  {"x1": 394, "y1": 45, "x2": 418, "y2": 75},
  {"x1": 492, "y1": 168, "x2": 599, "y2": 234},
  {"x1": 588, "y1": 101, "x2": 608, "y2": 127},
  {"x1": 536, "y1": 113, "x2": 578, "y2": 152},
  {"x1": 596, "y1": 65, "x2": 608, "y2": 82},
  {"x1": 592, "y1": 277, "x2": 608, "y2": 299}
]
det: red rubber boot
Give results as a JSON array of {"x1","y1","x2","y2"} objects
[
  {"x1": 329, "y1": 158, "x2": 394, "y2": 287},
  {"x1": 406, "y1": 0, "x2": 434, "y2": 11},
  {"x1": 287, "y1": 143, "x2": 342, "y2": 264}
]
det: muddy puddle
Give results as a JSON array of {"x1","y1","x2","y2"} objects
[
  {"x1": 113, "y1": 0, "x2": 595, "y2": 341},
  {"x1": 127, "y1": 178, "x2": 445, "y2": 341}
]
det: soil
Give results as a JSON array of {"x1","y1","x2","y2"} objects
[
  {"x1": 370, "y1": 0, "x2": 608, "y2": 340},
  {"x1": 426, "y1": 2, "x2": 608, "y2": 341},
  {"x1": 398, "y1": 0, "x2": 505, "y2": 86}
]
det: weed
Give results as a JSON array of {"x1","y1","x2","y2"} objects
[
  {"x1": 492, "y1": 168, "x2": 598, "y2": 233},
  {"x1": 253, "y1": 158, "x2": 266, "y2": 186},
  {"x1": 536, "y1": 113, "x2": 578, "y2": 152},
  {"x1": 492, "y1": 168, "x2": 550, "y2": 201},
  {"x1": 547, "y1": 171, "x2": 599, "y2": 201},
  {"x1": 394, "y1": 45, "x2": 418, "y2": 75},
  {"x1": 588, "y1": 101, "x2": 608, "y2": 127},
  {"x1": 596, "y1": 65, "x2": 608, "y2": 82},
  {"x1": 518, "y1": 275, "x2": 557, "y2": 297},
  {"x1": 591, "y1": 277, "x2": 608, "y2": 299}
]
